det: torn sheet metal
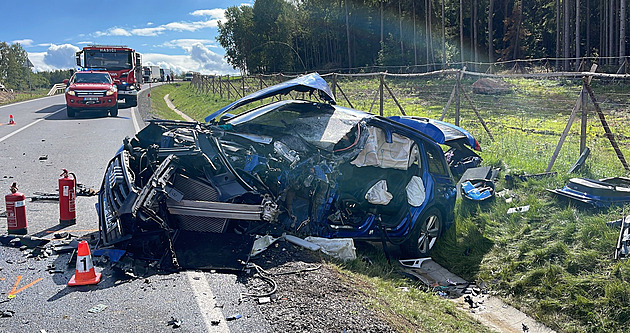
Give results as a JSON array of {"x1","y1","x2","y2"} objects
[
  {"x1": 251, "y1": 235, "x2": 279, "y2": 257},
  {"x1": 615, "y1": 216, "x2": 630, "y2": 260},
  {"x1": 547, "y1": 177, "x2": 630, "y2": 207}
]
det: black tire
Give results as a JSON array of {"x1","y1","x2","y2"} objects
[
  {"x1": 66, "y1": 106, "x2": 76, "y2": 117},
  {"x1": 109, "y1": 103, "x2": 119, "y2": 117},
  {"x1": 402, "y1": 207, "x2": 442, "y2": 258}
]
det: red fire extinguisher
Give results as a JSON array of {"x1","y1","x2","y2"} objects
[
  {"x1": 59, "y1": 169, "x2": 76, "y2": 225},
  {"x1": 5, "y1": 182, "x2": 27, "y2": 235}
]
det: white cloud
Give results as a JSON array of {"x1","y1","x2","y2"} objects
[
  {"x1": 147, "y1": 22, "x2": 154, "y2": 26},
  {"x1": 28, "y1": 52, "x2": 55, "y2": 72},
  {"x1": 12, "y1": 39, "x2": 33, "y2": 47},
  {"x1": 157, "y1": 39, "x2": 216, "y2": 52},
  {"x1": 143, "y1": 43, "x2": 237, "y2": 75},
  {"x1": 37, "y1": 43, "x2": 53, "y2": 47},
  {"x1": 77, "y1": 41, "x2": 94, "y2": 45},
  {"x1": 42, "y1": 44, "x2": 80, "y2": 70},
  {"x1": 190, "y1": 9, "x2": 225, "y2": 20},
  {"x1": 94, "y1": 27, "x2": 131, "y2": 37}
]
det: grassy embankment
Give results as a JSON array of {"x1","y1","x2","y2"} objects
[
  {"x1": 0, "y1": 89, "x2": 50, "y2": 106},
  {"x1": 150, "y1": 78, "x2": 630, "y2": 333}
]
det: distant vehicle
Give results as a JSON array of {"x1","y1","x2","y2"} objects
[
  {"x1": 183, "y1": 72, "x2": 194, "y2": 81},
  {"x1": 143, "y1": 66, "x2": 160, "y2": 83},
  {"x1": 64, "y1": 71, "x2": 118, "y2": 117},
  {"x1": 75, "y1": 45, "x2": 141, "y2": 108},
  {"x1": 161, "y1": 69, "x2": 172, "y2": 82}
]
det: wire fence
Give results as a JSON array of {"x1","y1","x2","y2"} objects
[{"x1": 190, "y1": 66, "x2": 630, "y2": 174}]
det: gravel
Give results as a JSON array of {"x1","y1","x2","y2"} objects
[{"x1": 246, "y1": 241, "x2": 395, "y2": 333}]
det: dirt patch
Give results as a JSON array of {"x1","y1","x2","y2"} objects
[{"x1": 246, "y1": 241, "x2": 395, "y2": 333}]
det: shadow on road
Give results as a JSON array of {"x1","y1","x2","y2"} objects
[{"x1": 35, "y1": 104, "x2": 66, "y2": 114}]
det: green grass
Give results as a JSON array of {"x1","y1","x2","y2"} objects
[{"x1": 150, "y1": 75, "x2": 630, "y2": 333}]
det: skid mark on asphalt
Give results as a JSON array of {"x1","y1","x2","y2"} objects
[{"x1": 7, "y1": 275, "x2": 43, "y2": 298}]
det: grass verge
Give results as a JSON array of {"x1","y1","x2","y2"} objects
[{"x1": 149, "y1": 76, "x2": 630, "y2": 333}]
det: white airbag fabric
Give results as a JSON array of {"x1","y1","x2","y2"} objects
[
  {"x1": 365, "y1": 180, "x2": 393, "y2": 205},
  {"x1": 406, "y1": 176, "x2": 426, "y2": 207},
  {"x1": 351, "y1": 127, "x2": 412, "y2": 170}
]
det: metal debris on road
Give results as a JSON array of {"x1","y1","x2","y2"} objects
[{"x1": 87, "y1": 304, "x2": 108, "y2": 314}]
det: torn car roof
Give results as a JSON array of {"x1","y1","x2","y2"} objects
[
  {"x1": 388, "y1": 116, "x2": 481, "y2": 151},
  {"x1": 205, "y1": 73, "x2": 336, "y2": 123}
]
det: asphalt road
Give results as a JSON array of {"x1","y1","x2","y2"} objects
[{"x1": 0, "y1": 89, "x2": 271, "y2": 332}]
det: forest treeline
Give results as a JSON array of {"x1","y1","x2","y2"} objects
[
  {"x1": 217, "y1": 0, "x2": 630, "y2": 74},
  {"x1": 0, "y1": 42, "x2": 73, "y2": 91}
]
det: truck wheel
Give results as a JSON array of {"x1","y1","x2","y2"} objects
[
  {"x1": 401, "y1": 207, "x2": 442, "y2": 258},
  {"x1": 66, "y1": 107, "x2": 76, "y2": 117},
  {"x1": 109, "y1": 104, "x2": 119, "y2": 117}
]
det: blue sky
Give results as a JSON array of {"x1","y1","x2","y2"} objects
[{"x1": 1, "y1": 1, "x2": 252, "y2": 74}]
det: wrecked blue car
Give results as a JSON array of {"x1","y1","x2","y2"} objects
[{"x1": 98, "y1": 73, "x2": 462, "y2": 270}]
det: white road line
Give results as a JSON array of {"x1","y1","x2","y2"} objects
[
  {"x1": 130, "y1": 106, "x2": 140, "y2": 133},
  {"x1": 186, "y1": 271, "x2": 230, "y2": 332},
  {"x1": 0, "y1": 107, "x2": 65, "y2": 143},
  {"x1": 0, "y1": 95, "x2": 61, "y2": 109}
]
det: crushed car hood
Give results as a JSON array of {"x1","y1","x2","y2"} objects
[
  {"x1": 388, "y1": 116, "x2": 481, "y2": 151},
  {"x1": 205, "y1": 73, "x2": 336, "y2": 123}
]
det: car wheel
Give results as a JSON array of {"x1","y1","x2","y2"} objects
[
  {"x1": 402, "y1": 207, "x2": 442, "y2": 258},
  {"x1": 109, "y1": 104, "x2": 119, "y2": 117},
  {"x1": 66, "y1": 106, "x2": 76, "y2": 117}
]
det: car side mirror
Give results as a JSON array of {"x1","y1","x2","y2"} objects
[{"x1": 63, "y1": 79, "x2": 69, "y2": 86}]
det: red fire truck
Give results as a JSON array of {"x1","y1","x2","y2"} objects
[{"x1": 75, "y1": 45, "x2": 142, "y2": 107}]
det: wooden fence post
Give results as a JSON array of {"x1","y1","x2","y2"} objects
[
  {"x1": 455, "y1": 70, "x2": 461, "y2": 126},
  {"x1": 546, "y1": 64, "x2": 597, "y2": 172},
  {"x1": 583, "y1": 80, "x2": 630, "y2": 171},
  {"x1": 332, "y1": 73, "x2": 337, "y2": 99},
  {"x1": 379, "y1": 73, "x2": 384, "y2": 116}
]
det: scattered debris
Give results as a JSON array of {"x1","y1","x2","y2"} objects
[
  {"x1": 457, "y1": 166, "x2": 499, "y2": 200},
  {"x1": 303, "y1": 237, "x2": 356, "y2": 261},
  {"x1": 87, "y1": 304, "x2": 108, "y2": 314},
  {"x1": 251, "y1": 235, "x2": 279, "y2": 257},
  {"x1": 211, "y1": 320, "x2": 221, "y2": 326},
  {"x1": 1, "y1": 310, "x2": 15, "y2": 318},
  {"x1": 38, "y1": 155, "x2": 48, "y2": 161},
  {"x1": 284, "y1": 235, "x2": 321, "y2": 252},
  {"x1": 548, "y1": 177, "x2": 630, "y2": 207},
  {"x1": 507, "y1": 205, "x2": 530, "y2": 214},
  {"x1": 568, "y1": 147, "x2": 590, "y2": 174},
  {"x1": 461, "y1": 180, "x2": 494, "y2": 201},
  {"x1": 615, "y1": 216, "x2": 630, "y2": 260},
  {"x1": 226, "y1": 314, "x2": 242, "y2": 321},
  {"x1": 505, "y1": 172, "x2": 557, "y2": 183},
  {"x1": 257, "y1": 296, "x2": 272, "y2": 304},
  {"x1": 167, "y1": 317, "x2": 182, "y2": 328}
]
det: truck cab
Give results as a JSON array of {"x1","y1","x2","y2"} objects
[{"x1": 75, "y1": 45, "x2": 141, "y2": 108}]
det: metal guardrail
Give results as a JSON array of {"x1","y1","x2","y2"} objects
[{"x1": 47, "y1": 83, "x2": 66, "y2": 96}]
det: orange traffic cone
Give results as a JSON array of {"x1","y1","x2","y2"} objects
[
  {"x1": 8, "y1": 115, "x2": 14, "y2": 125},
  {"x1": 68, "y1": 241, "x2": 102, "y2": 286}
]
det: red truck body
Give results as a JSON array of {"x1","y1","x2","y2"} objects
[{"x1": 75, "y1": 45, "x2": 142, "y2": 107}]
